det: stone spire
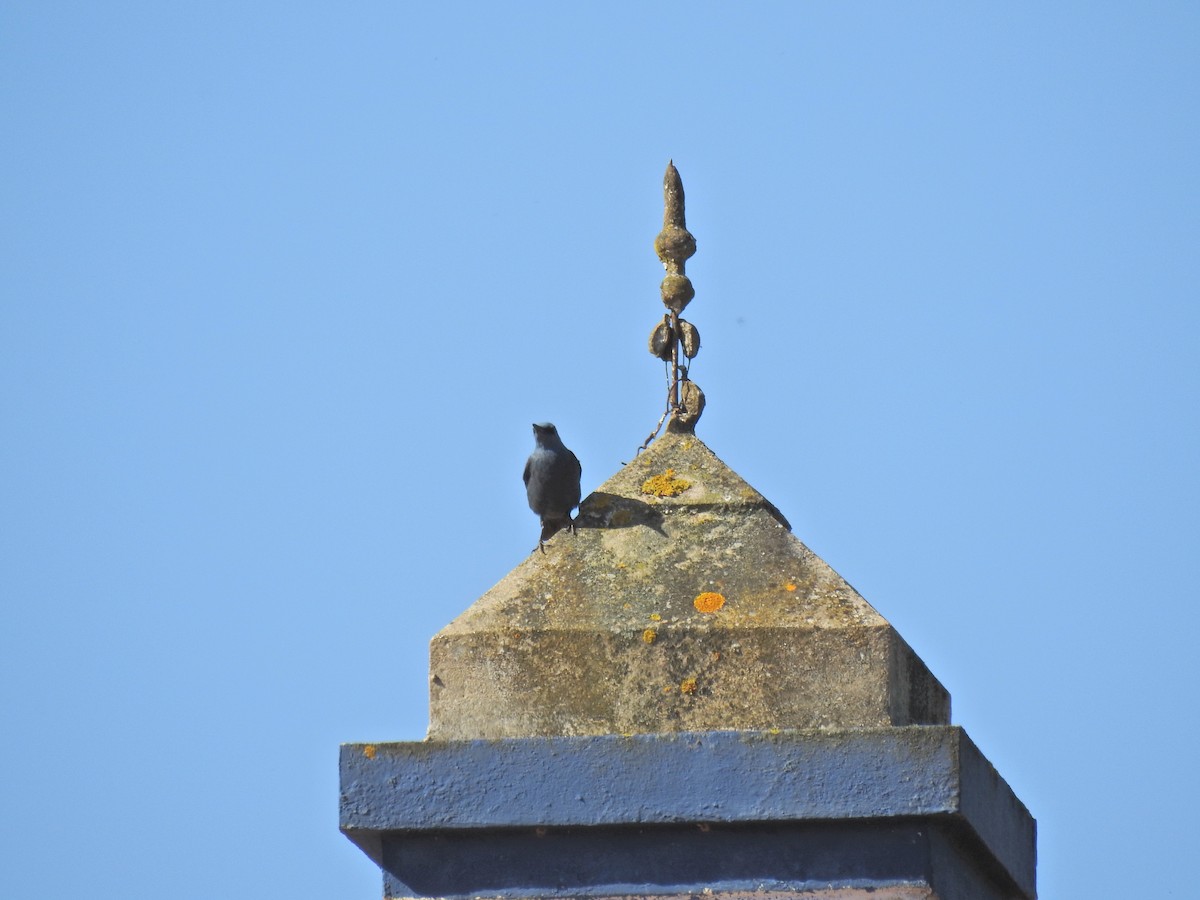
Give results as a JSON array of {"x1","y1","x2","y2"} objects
[{"x1": 428, "y1": 162, "x2": 946, "y2": 739}]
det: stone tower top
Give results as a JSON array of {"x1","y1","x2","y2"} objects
[{"x1": 343, "y1": 165, "x2": 1035, "y2": 900}]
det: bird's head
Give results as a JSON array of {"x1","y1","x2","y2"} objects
[{"x1": 532, "y1": 422, "x2": 561, "y2": 447}]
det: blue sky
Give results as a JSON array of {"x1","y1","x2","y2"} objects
[{"x1": 2, "y1": 4, "x2": 1197, "y2": 898}]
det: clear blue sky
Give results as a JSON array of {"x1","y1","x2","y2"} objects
[{"x1": 3, "y1": 4, "x2": 1197, "y2": 898}]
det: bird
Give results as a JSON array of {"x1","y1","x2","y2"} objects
[{"x1": 523, "y1": 422, "x2": 582, "y2": 553}]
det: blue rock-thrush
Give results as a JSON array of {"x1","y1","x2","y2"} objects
[{"x1": 523, "y1": 422, "x2": 582, "y2": 553}]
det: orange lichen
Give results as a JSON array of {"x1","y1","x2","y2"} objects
[
  {"x1": 363, "y1": 744, "x2": 377, "y2": 759},
  {"x1": 640, "y1": 468, "x2": 692, "y2": 497},
  {"x1": 649, "y1": 613, "x2": 662, "y2": 621},
  {"x1": 680, "y1": 677, "x2": 697, "y2": 694},
  {"x1": 785, "y1": 583, "x2": 797, "y2": 592},
  {"x1": 693, "y1": 592, "x2": 726, "y2": 613},
  {"x1": 642, "y1": 628, "x2": 658, "y2": 644}
]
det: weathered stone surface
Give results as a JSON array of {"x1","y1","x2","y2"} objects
[{"x1": 429, "y1": 432, "x2": 948, "y2": 739}]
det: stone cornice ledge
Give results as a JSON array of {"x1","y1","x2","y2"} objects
[{"x1": 340, "y1": 726, "x2": 1034, "y2": 899}]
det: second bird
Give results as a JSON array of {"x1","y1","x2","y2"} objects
[{"x1": 523, "y1": 422, "x2": 582, "y2": 553}]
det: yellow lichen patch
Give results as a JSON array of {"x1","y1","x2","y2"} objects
[
  {"x1": 693, "y1": 592, "x2": 726, "y2": 613},
  {"x1": 363, "y1": 744, "x2": 377, "y2": 759},
  {"x1": 785, "y1": 583, "x2": 797, "y2": 592},
  {"x1": 649, "y1": 613, "x2": 662, "y2": 621},
  {"x1": 640, "y1": 468, "x2": 692, "y2": 497},
  {"x1": 642, "y1": 628, "x2": 658, "y2": 644},
  {"x1": 680, "y1": 677, "x2": 698, "y2": 694}
]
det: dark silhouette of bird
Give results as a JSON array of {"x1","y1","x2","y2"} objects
[{"x1": 523, "y1": 422, "x2": 582, "y2": 553}]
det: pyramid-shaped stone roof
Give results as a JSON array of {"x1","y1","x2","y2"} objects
[{"x1": 429, "y1": 431, "x2": 948, "y2": 739}]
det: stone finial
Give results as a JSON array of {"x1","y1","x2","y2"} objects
[
  {"x1": 642, "y1": 162, "x2": 705, "y2": 449},
  {"x1": 654, "y1": 161, "x2": 697, "y2": 283}
]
